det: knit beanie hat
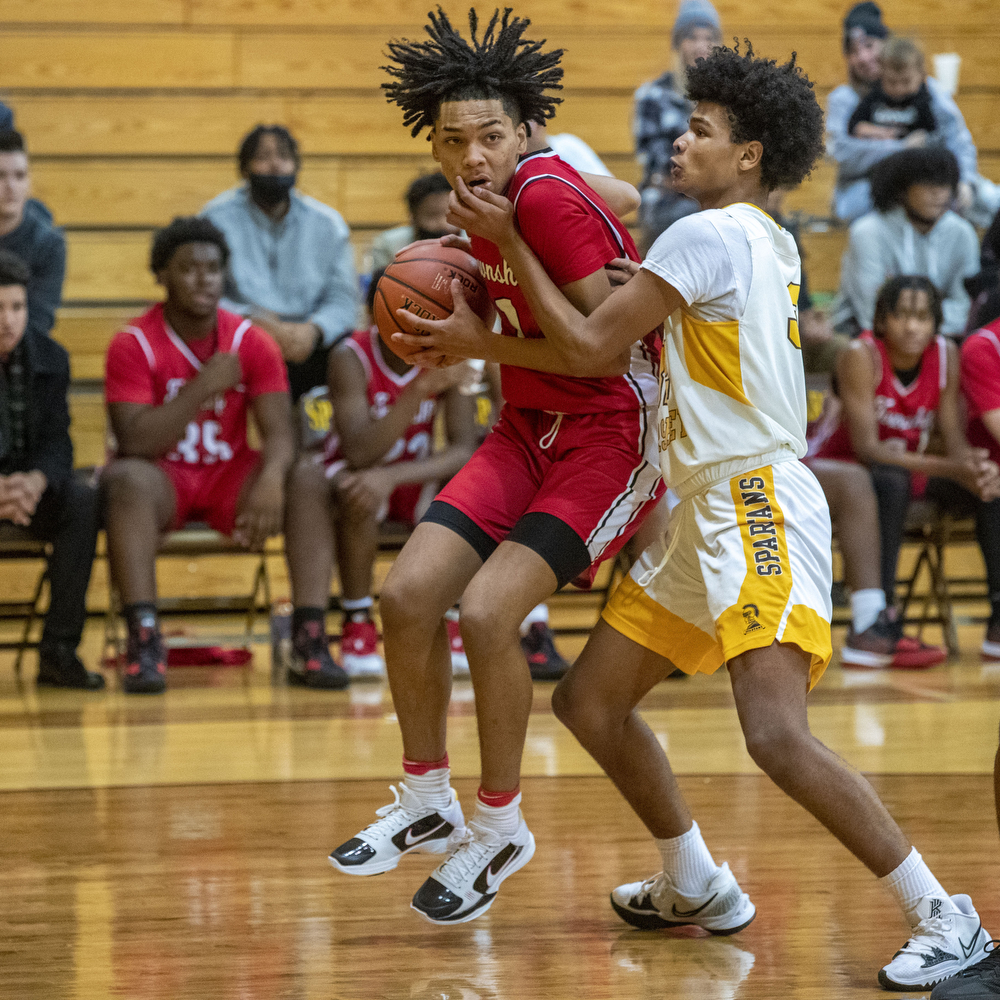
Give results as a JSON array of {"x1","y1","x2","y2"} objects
[
  {"x1": 671, "y1": 0, "x2": 721, "y2": 49},
  {"x1": 842, "y1": 1, "x2": 889, "y2": 52}
]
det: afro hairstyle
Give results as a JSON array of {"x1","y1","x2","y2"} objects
[
  {"x1": 382, "y1": 7, "x2": 564, "y2": 137},
  {"x1": 870, "y1": 148, "x2": 960, "y2": 212},
  {"x1": 150, "y1": 216, "x2": 230, "y2": 274},
  {"x1": 685, "y1": 41, "x2": 825, "y2": 190}
]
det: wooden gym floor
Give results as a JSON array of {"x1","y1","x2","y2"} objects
[{"x1": 2, "y1": 614, "x2": 999, "y2": 1000}]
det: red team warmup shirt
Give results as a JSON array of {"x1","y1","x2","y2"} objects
[
  {"x1": 105, "y1": 303, "x2": 288, "y2": 532},
  {"x1": 322, "y1": 326, "x2": 442, "y2": 525},
  {"x1": 961, "y1": 318, "x2": 1000, "y2": 466},
  {"x1": 810, "y1": 331, "x2": 947, "y2": 462},
  {"x1": 470, "y1": 148, "x2": 660, "y2": 413}
]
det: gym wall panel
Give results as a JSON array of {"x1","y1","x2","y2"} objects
[{"x1": 0, "y1": 31, "x2": 235, "y2": 89}]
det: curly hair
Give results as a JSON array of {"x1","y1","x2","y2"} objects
[
  {"x1": 870, "y1": 148, "x2": 959, "y2": 212},
  {"x1": 686, "y1": 41, "x2": 825, "y2": 190},
  {"x1": 150, "y1": 216, "x2": 230, "y2": 274},
  {"x1": 382, "y1": 7, "x2": 564, "y2": 137},
  {"x1": 872, "y1": 274, "x2": 943, "y2": 338}
]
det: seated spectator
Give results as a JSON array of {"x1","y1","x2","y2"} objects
[
  {"x1": 828, "y1": 5, "x2": 1000, "y2": 224},
  {"x1": 960, "y1": 313, "x2": 1000, "y2": 657},
  {"x1": 809, "y1": 276, "x2": 1000, "y2": 664},
  {"x1": 0, "y1": 250, "x2": 102, "y2": 689},
  {"x1": 632, "y1": 0, "x2": 720, "y2": 253},
  {"x1": 202, "y1": 125, "x2": 359, "y2": 401},
  {"x1": 283, "y1": 273, "x2": 478, "y2": 685},
  {"x1": 369, "y1": 173, "x2": 459, "y2": 274},
  {"x1": 832, "y1": 148, "x2": 979, "y2": 337},
  {"x1": 848, "y1": 38, "x2": 936, "y2": 140},
  {"x1": 0, "y1": 130, "x2": 66, "y2": 342},
  {"x1": 101, "y1": 218, "x2": 294, "y2": 695}
]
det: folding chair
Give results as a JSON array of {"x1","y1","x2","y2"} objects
[{"x1": 0, "y1": 524, "x2": 50, "y2": 678}]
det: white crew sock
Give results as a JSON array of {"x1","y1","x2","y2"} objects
[
  {"x1": 473, "y1": 792, "x2": 522, "y2": 837},
  {"x1": 881, "y1": 848, "x2": 949, "y2": 925},
  {"x1": 851, "y1": 588, "x2": 886, "y2": 635},
  {"x1": 402, "y1": 767, "x2": 452, "y2": 811},
  {"x1": 520, "y1": 603, "x2": 549, "y2": 637},
  {"x1": 655, "y1": 820, "x2": 720, "y2": 895},
  {"x1": 342, "y1": 596, "x2": 374, "y2": 613}
]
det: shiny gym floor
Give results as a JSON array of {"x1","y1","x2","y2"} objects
[{"x1": 2, "y1": 607, "x2": 998, "y2": 1000}]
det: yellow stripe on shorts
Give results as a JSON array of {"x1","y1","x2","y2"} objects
[
  {"x1": 716, "y1": 466, "x2": 792, "y2": 660},
  {"x1": 602, "y1": 575, "x2": 724, "y2": 676}
]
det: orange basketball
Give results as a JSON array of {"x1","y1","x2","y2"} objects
[{"x1": 373, "y1": 241, "x2": 496, "y2": 361}]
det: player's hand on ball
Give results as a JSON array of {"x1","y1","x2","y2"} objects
[
  {"x1": 393, "y1": 279, "x2": 492, "y2": 366},
  {"x1": 448, "y1": 177, "x2": 516, "y2": 247}
]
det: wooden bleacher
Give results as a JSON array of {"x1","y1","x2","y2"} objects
[{"x1": 0, "y1": 1, "x2": 997, "y2": 468}]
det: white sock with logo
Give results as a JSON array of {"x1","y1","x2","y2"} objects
[
  {"x1": 655, "y1": 820, "x2": 720, "y2": 896},
  {"x1": 851, "y1": 588, "x2": 886, "y2": 635},
  {"x1": 473, "y1": 792, "x2": 522, "y2": 838},
  {"x1": 402, "y1": 768, "x2": 452, "y2": 811},
  {"x1": 881, "y1": 848, "x2": 949, "y2": 925}
]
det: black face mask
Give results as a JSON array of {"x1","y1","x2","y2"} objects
[{"x1": 248, "y1": 172, "x2": 296, "y2": 208}]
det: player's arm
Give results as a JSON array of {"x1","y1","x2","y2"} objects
[
  {"x1": 329, "y1": 341, "x2": 465, "y2": 469},
  {"x1": 579, "y1": 173, "x2": 641, "y2": 218},
  {"x1": 838, "y1": 340, "x2": 993, "y2": 492},
  {"x1": 109, "y1": 353, "x2": 242, "y2": 459},
  {"x1": 232, "y1": 390, "x2": 295, "y2": 549}
]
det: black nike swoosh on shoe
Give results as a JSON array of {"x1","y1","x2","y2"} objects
[
  {"x1": 961, "y1": 922, "x2": 984, "y2": 960},
  {"x1": 671, "y1": 893, "x2": 718, "y2": 919}
]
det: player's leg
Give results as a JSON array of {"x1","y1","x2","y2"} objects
[
  {"x1": 811, "y1": 458, "x2": 943, "y2": 668},
  {"x1": 868, "y1": 461, "x2": 913, "y2": 605},
  {"x1": 554, "y1": 523, "x2": 755, "y2": 936},
  {"x1": 327, "y1": 519, "x2": 485, "y2": 877},
  {"x1": 283, "y1": 457, "x2": 348, "y2": 689},
  {"x1": 101, "y1": 457, "x2": 177, "y2": 693}
]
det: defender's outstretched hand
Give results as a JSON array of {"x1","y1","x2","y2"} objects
[
  {"x1": 447, "y1": 177, "x2": 516, "y2": 248},
  {"x1": 393, "y1": 279, "x2": 494, "y2": 368}
]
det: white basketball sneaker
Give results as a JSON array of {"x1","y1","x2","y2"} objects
[
  {"x1": 410, "y1": 814, "x2": 535, "y2": 924},
  {"x1": 610, "y1": 862, "x2": 756, "y2": 935},
  {"x1": 880, "y1": 893, "x2": 990, "y2": 991},
  {"x1": 328, "y1": 783, "x2": 465, "y2": 875}
]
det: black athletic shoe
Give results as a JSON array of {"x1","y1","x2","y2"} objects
[
  {"x1": 931, "y1": 941, "x2": 1000, "y2": 998},
  {"x1": 288, "y1": 620, "x2": 349, "y2": 690},
  {"x1": 521, "y1": 622, "x2": 568, "y2": 680},
  {"x1": 36, "y1": 644, "x2": 105, "y2": 690},
  {"x1": 122, "y1": 625, "x2": 167, "y2": 694}
]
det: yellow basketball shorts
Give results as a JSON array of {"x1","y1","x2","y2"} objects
[{"x1": 602, "y1": 460, "x2": 833, "y2": 689}]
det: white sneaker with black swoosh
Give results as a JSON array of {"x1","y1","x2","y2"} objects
[
  {"x1": 410, "y1": 814, "x2": 535, "y2": 924},
  {"x1": 328, "y1": 783, "x2": 465, "y2": 876},
  {"x1": 880, "y1": 893, "x2": 990, "y2": 991},
  {"x1": 610, "y1": 862, "x2": 756, "y2": 935}
]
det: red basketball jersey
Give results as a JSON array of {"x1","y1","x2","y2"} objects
[
  {"x1": 104, "y1": 303, "x2": 288, "y2": 466},
  {"x1": 470, "y1": 149, "x2": 659, "y2": 415},
  {"x1": 810, "y1": 331, "x2": 947, "y2": 460},
  {"x1": 961, "y1": 318, "x2": 1000, "y2": 466},
  {"x1": 325, "y1": 326, "x2": 439, "y2": 468}
]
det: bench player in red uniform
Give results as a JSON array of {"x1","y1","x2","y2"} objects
[
  {"x1": 103, "y1": 217, "x2": 295, "y2": 694},
  {"x1": 283, "y1": 274, "x2": 478, "y2": 685},
  {"x1": 808, "y1": 275, "x2": 1000, "y2": 666},
  {"x1": 328, "y1": 10, "x2": 662, "y2": 923}
]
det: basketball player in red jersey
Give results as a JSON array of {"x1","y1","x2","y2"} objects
[
  {"x1": 103, "y1": 217, "x2": 294, "y2": 694},
  {"x1": 328, "y1": 10, "x2": 662, "y2": 923},
  {"x1": 808, "y1": 275, "x2": 1000, "y2": 667},
  {"x1": 283, "y1": 274, "x2": 478, "y2": 686}
]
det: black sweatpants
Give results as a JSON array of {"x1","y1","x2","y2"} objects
[
  {"x1": 26, "y1": 474, "x2": 100, "y2": 649},
  {"x1": 869, "y1": 462, "x2": 1000, "y2": 603}
]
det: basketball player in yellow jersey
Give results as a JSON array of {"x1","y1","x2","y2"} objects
[{"x1": 394, "y1": 44, "x2": 990, "y2": 991}]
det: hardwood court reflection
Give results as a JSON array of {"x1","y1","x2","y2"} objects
[{"x1": 3, "y1": 774, "x2": 999, "y2": 999}]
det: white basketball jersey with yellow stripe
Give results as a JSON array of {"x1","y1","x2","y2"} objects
[{"x1": 649, "y1": 202, "x2": 806, "y2": 498}]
